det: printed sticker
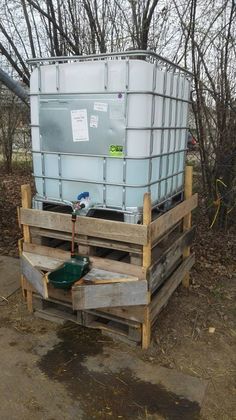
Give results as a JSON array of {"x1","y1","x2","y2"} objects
[
  {"x1": 71, "y1": 109, "x2": 89, "y2": 142},
  {"x1": 94, "y1": 102, "x2": 108, "y2": 112},
  {"x1": 109, "y1": 145, "x2": 124, "y2": 157},
  {"x1": 90, "y1": 115, "x2": 99, "y2": 128}
]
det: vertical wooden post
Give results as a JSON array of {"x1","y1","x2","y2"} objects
[
  {"x1": 142, "y1": 193, "x2": 152, "y2": 349},
  {"x1": 21, "y1": 185, "x2": 32, "y2": 243},
  {"x1": 182, "y1": 166, "x2": 193, "y2": 288},
  {"x1": 142, "y1": 193, "x2": 152, "y2": 268},
  {"x1": 18, "y1": 238, "x2": 27, "y2": 299},
  {"x1": 21, "y1": 184, "x2": 33, "y2": 312},
  {"x1": 78, "y1": 235, "x2": 95, "y2": 256}
]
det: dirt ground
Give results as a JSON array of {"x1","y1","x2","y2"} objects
[{"x1": 0, "y1": 164, "x2": 235, "y2": 419}]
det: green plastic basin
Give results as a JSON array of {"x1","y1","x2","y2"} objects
[{"x1": 48, "y1": 256, "x2": 90, "y2": 289}]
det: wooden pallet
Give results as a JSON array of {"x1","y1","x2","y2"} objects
[{"x1": 18, "y1": 166, "x2": 197, "y2": 349}]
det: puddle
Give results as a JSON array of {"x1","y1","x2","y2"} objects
[{"x1": 38, "y1": 322, "x2": 200, "y2": 419}]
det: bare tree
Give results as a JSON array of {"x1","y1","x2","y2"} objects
[
  {"x1": 174, "y1": 0, "x2": 236, "y2": 228},
  {"x1": 0, "y1": 83, "x2": 29, "y2": 172}
]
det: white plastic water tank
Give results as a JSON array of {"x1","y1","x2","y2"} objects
[{"x1": 29, "y1": 51, "x2": 191, "y2": 218}]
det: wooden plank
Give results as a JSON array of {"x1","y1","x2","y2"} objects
[
  {"x1": 95, "y1": 306, "x2": 146, "y2": 323},
  {"x1": 18, "y1": 238, "x2": 27, "y2": 299},
  {"x1": 30, "y1": 227, "x2": 142, "y2": 254},
  {"x1": 149, "y1": 227, "x2": 195, "y2": 292},
  {"x1": 20, "y1": 276, "x2": 37, "y2": 295},
  {"x1": 78, "y1": 268, "x2": 138, "y2": 284},
  {"x1": 47, "y1": 284, "x2": 73, "y2": 303},
  {"x1": 34, "y1": 309, "x2": 70, "y2": 324},
  {"x1": 90, "y1": 278, "x2": 137, "y2": 284},
  {"x1": 150, "y1": 194, "x2": 198, "y2": 244},
  {"x1": 150, "y1": 254, "x2": 195, "y2": 322},
  {"x1": 142, "y1": 306, "x2": 151, "y2": 349},
  {"x1": 21, "y1": 184, "x2": 32, "y2": 310},
  {"x1": 21, "y1": 254, "x2": 48, "y2": 299},
  {"x1": 130, "y1": 253, "x2": 142, "y2": 266},
  {"x1": 22, "y1": 243, "x2": 146, "y2": 279},
  {"x1": 142, "y1": 193, "x2": 152, "y2": 269},
  {"x1": 141, "y1": 193, "x2": 152, "y2": 349},
  {"x1": 151, "y1": 222, "x2": 181, "y2": 250},
  {"x1": 23, "y1": 242, "x2": 70, "y2": 260},
  {"x1": 22, "y1": 251, "x2": 63, "y2": 272},
  {"x1": 182, "y1": 166, "x2": 193, "y2": 288},
  {"x1": 43, "y1": 282, "x2": 146, "y2": 323},
  {"x1": 90, "y1": 256, "x2": 146, "y2": 279},
  {"x1": 84, "y1": 308, "x2": 140, "y2": 329},
  {"x1": 21, "y1": 185, "x2": 31, "y2": 243},
  {"x1": 19, "y1": 208, "x2": 148, "y2": 245},
  {"x1": 89, "y1": 320, "x2": 135, "y2": 340},
  {"x1": 72, "y1": 280, "x2": 148, "y2": 310}
]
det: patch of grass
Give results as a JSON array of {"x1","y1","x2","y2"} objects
[{"x1": 0, "y1": 153, "x2": 32, "y2": 175}]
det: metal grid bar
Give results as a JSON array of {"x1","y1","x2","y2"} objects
[
  {"x1": 30, "y1": 124, "x2": 189, "y2": 131},
  {"x1": 147, "y1": 61, "x2": 157, "y2": 192},
  {"x1": 104, "y1": 61, "x2": 108, "y2": 90},
  {"x1": 56, "y1": 62, "x2": 60, "y2": 92},
  {"x1": 103, "y1": 157, "x2": 107, "y2": 206},
  {"x1": 32, "y1": 148, "x2": 187, "y2": 160},
  {"x1": 165, "y1": 70, "x2": 175, "y2": 197},
  {"x1": 122, "y1": 58, "x2": 130, "y2": 209},
  {"x1": 58, "y1": 153, "x2": 62, "y2": 200},
  {"x1": 41, "y1": 152, "x2": 46, "y2": 197},
  {"x1": 157, "y1": 68, "x2": 167, "y2": 201},
  {"x1": 27, "y1": 50, "x2": 193, "y2": 77},
  {"x1": 170, "y1": 71, "x2": 181, "y2": 194},
  {"x1": 37, "y1": 63, "x2": 41, "y2": 92},
  {"x1": 176, "y1": 75, "x2": 185, "y2": 191},
  {"x1": 30, "y1": 90, "x2": 191, "y2": 104},
  {"x1": 34, "y1": 189, "x2": 183, "y2": 213},
  {"x1": 33, "y1": 168, "x2": 184, "y2": 189}
]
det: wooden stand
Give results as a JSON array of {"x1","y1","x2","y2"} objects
[{"x1": 19, "y1": 167, "x2": 197, "y2": 349}]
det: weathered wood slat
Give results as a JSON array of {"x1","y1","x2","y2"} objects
[
  {"x1": 72, "y1": 280, "x2": 149, "y2": 310},
  {"x1": 151, "y1": 222, "x2": 181, "y2": 250},
  {"x1": 150, "y1": 254, "x2": 195, "y2": 322},
  {"x1": 90, "y1": 256, "x2": 146, "y2": 279},
  {"x1": 149, "y1": 227, "x2": 195, "y2": 292},
  {"x1": 22, "y1": 251, "x2": 63, "y2": 272},
  {"x1": 20, "y1": 208, "x2": 148, "y2": 245},
  {"x1": 21, "y1": 254, "x2": 48, "y2": 299},
  {"x1": 87, "y1": 320, "x2": 141, "y2": 343},
  {"x1": 48, "y1": 284, "x2": 72, "y2": 303},
  {"x1": 30, "y1": 227, "x2": 142, "y2": 254},
  {"x1": 95, "y1": 306, "x2": 146, "y2": 323},
  {"x1": 150, "y1": 194, "x2": 198, "y2": 244},
  {"x1": 23, "y1": 242, "x2": 146, "y2": 279},
  {"x1": 84, "y1": 309, "x2": 140, "y2": 329},
  {"x1": 79, "y1": 268, "x2": 138, "y2": 284},
  {"x1": 23, "y1": 242, "x2": 70, "y2": 259},
  {"x1": 47, "y1": 284, "x2": 146, "y2": 323}
]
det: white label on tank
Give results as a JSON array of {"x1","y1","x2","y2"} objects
[
  {"x1": 94, "y1": 102, "x2": 108, "y2": 112},
  {"x1": 90, "y1": 115, "x2": 98, "y2": 128},
  {"x1": 71, "y1": 109, "x2": 89, "y2": 142}
]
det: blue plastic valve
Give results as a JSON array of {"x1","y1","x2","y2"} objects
[{"x1": 77, "y1": 192, "x2": 89, "y2": 201}]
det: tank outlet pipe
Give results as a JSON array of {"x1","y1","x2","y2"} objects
[
  {"x1": 64, "y1": 192, "x2": 90, "y2": 218},
  {"x1": 77, "y1": 192, "x2": 91, "y2": 213},
  {"x1": 0, "y1": 67, "x2": 29, "y2": 106},
  {"x1": 71, "y1": 203, "x2": 85, "y2": 258}
]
